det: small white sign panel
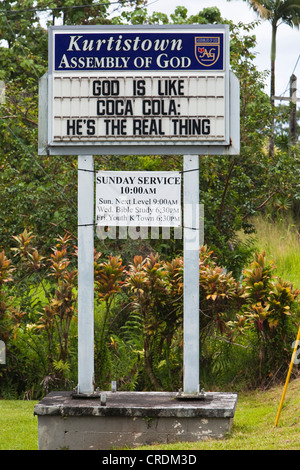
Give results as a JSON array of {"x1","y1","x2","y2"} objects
[{"x1": 96, "y1": 171, "x2": 181, "y2": 227}]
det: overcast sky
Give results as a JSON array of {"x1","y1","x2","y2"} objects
[{"x1": 145, "y1": 0, "x2": 300, "y2": 100}]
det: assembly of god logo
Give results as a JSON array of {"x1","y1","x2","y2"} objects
[{"x1": 195, "y1": 36, "x2": 220, "y2": 67}]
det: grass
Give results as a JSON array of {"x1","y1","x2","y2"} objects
[
  {"x1": 137, "y1": 377, "x2": 300, "y2": 450},
  {"x1": 0, "y1": 399, "x2": 38, "y2": 450},
  {"x1": 1, "y1": 376, "x2": 300, "y2": 450},
  {"x1": 249, "y1": 213, "x2": 300, "y2": 289}
]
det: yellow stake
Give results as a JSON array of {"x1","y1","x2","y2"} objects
[{"x1": 275, "y1": 325, "x2": 300, "y2": 427}]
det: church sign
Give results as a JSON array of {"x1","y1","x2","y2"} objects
[{"x1": 39, "y1": 24, "x2": 238, "y2": 156}]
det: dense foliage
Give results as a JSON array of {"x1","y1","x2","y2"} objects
[
  {"x1": 0, "y1": 230, "x2": 299, "y2": 397},
  {"x1": 0, "y1": 1, "x2": 300, "y2": 397}
]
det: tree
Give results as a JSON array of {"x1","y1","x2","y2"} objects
[
  {"x1": 235, "y1": 0, "x2": 300, "y2": 154},
  {"x1": 199, "y1": 21, "x2": 273, "y2": 276},
  {"x1": 111, "y1": 4, "x2": 222, "y2": 25},
  {"x1": 0, "y1": 2, "x2": 299, "y2": 276}
]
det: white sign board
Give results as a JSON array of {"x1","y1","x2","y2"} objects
[
  {"x1": 96, "y1": 171, "x2": 181, "y2": 227},
  {"x1": 52, "y1": 74, "x2": 226, "y2": 144},
  {"x1": 38, "y1": 24, "x2": 240, "y2": 156}
]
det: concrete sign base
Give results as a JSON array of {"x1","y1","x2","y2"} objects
[{"x1": 34, "y1": 391, "x2": 238, "y2": 450}]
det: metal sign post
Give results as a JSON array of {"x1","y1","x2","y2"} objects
[
  {"x1": 183, "y1": 154, "x2": 200, "y2": 395},
  {"x1": 77, "y1": 155, "x2": 94, "y2": 394}
]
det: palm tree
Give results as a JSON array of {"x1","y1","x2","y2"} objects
[{"x1": 234, "y1": 0, "x2": 300, "y2": 153}]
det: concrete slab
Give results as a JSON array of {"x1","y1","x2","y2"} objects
[{"x1": 34, "y1": 391, "x2": 238, "y2": 450}]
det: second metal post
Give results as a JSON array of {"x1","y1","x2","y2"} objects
[{"x1": 183, "y1": 154, "x2": 200, "y2": 395}]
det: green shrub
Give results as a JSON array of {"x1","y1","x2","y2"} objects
[{"x1": 1, "y1": 229, "x2": 300, "y2": 397}]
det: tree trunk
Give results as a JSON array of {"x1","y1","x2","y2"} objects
[
  {"x1": 144, "y1": 334, "x2": 161, "y2": 390},
  {"x1": 269, "y1": 23, "x2": 277, "y2": 156},
  {"x1": 217, "y1": 157, "x2": 236, "y2": 231}
]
